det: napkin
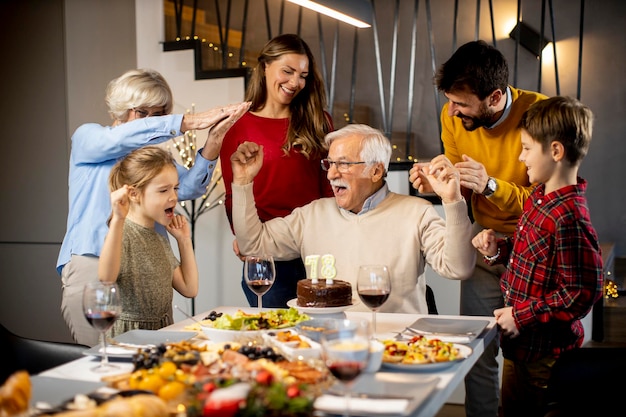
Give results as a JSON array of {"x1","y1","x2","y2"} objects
[{"x1": 315, "y1": 394, "x2": 409, "y2": 415}]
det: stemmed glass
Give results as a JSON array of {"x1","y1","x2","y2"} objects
[
  {"x1": 357, "y1": 265, "x2": 391, "y2": 337},
  {"x1": 320, "y1": 319, "x2": 371, "y2": 417},
  {"x1": 244, "y1": 255, "x2": 276, "y2": 311},
  {"x1": 82, "y1": 281, "x2": 122, "y2": 373}
]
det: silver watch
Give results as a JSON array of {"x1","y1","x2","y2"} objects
[{"x1": 482, "y1": 177, "x2": 497, "y2": 197}]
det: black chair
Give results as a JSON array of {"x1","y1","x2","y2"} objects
[
  {"x1": 426, "y1": 285, "x2": 438, "y2": 314},
  {"x1": 0, "y1": 323, "x2": 89, "y2": 384},
  {"x1": 543, "y1": 346, "x2": 626, "y2": 416}
]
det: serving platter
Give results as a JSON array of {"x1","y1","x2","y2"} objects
[
  {"x1": 83, "y1": 330, "x2": 197, "y2": 358},
  {"x1": 381, "y1": 344, "x2": 472, "y2": 372},
  {"x1": 287, "y1": 298, "x2": 359, "y2": 314}
]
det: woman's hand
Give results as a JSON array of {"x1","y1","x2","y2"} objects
[
  {"x1": 201, "y1": 101, "x2": 251, "y2": 160},
  {"x1": 181, "y1": 101, "x2": 251, "y2": 132}
]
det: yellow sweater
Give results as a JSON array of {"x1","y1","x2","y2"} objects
[{"x1": 441, "y1": 86, "x2": 547, "y2": 235}]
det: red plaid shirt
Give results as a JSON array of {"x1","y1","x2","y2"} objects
[{"x1": 495, "y1": 178, "x2": 604, "y2": 362}]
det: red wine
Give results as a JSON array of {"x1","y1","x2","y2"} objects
[
  {"x1": 247, "y1": 279, "x2": 272, "y2": 295},
  {"x1": 328, "y1": 361, "x2": 364, "y2": 382},
  {"x1": 358, "y1": 289, "x2": 390, "y2": 309},
  {"x1": 85, "y1": 311, "x2": 118, "y2": 332}
]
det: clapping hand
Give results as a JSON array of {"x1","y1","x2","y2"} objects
[
  {"x1": 409, "y1": 161, "x2": 434, "y2": 194},
  {"x1": 423, "y1": 155, "x2": 462, "y2": 204},
  {"x1": 202, "y1": 101, "x2": 251, "y2": 160},
  {"x1": 455, "y1": 154, "x2": 490, "y2": 195}
]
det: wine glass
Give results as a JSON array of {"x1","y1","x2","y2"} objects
[
  {"x1": 356, "y1": 265, "x2": 391, "y2": 337},
  {"x1": 82, "y1": 281, "x2": 122, "y2": 373},
  {"x1": 243, "y1": 255, "x2": 276, "y2": 311},
  {"x1": 320, "y1": 319, "x2": 371, "y2": 417}
]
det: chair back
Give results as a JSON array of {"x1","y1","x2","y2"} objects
[{"x1": 1, "y1": 323, "x2": 88, "y2": 384}]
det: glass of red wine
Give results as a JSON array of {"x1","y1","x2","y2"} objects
[
  {"x1": 356, "y1": 265, "x2": 391, "y2": 337},
  {"x1": 243, "y1": 255, "x2": 275, "y2": 311},
  {"x1": 321, "y1": 318, "x2": 371, "y2": 417},
  {"x1": 82, "y1": 281, "x2": 122, "y2": 373}
]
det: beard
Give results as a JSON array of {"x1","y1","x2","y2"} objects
[{"x1": 457, "y1": 102, "x2": 494, "y2": 131}]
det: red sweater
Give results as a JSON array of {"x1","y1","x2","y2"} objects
[{"x1": 220, "y1": 112, "x2": 333, "y2": 231}]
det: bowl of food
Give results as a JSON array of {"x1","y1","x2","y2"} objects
[
  {"x1": 294, "y1": 318, "x2": 338, "y2": 343},
  {"x1": 201, "y1": 325, "x2": 263, "y2": 344},
  {"x1": 198, "y1": 308, "x2": 311, "y2": 344}
]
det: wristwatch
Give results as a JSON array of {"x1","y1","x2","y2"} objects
[{"x1": 482, "y1": 177, "x2": 497, "y2": 197}]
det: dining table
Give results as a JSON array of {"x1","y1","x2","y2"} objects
[{"x1": 38, "y1": 305, "x2": 497, "y2": 417}]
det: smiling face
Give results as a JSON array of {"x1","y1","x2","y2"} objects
[
  {"x1": 263, "y1": 53, "x2": 308, "y2": 108},
  {"x1": 129, "y1": 165, "x2": 179, "y2": 228},
  {"x1": 326, "y1": 134, "x2": 384, "y2": 213},
  {"x1": 444, "y1": 89, "x2": 499, "y2": 131},
  {"x1": 519, "y1": 129, "x2": 555, "y2": 185}
]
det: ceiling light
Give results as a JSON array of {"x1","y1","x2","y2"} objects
[{"x1": 288, "y1": 0, "x2": 373, "y2": 28}]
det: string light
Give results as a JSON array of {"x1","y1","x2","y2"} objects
[{"x1": 605, "y1": 280, "x2": 619, "y2": 299}]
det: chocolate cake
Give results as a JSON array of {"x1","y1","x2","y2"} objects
[{"x1": 296, "y1": 279, "x2": 353, "y2": 308}]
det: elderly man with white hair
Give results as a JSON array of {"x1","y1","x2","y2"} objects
[{"x1": 229, "y1": 123, "x2": 475, "y2": 314}]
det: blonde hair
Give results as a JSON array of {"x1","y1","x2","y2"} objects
[
  {"x1": 246, "y1": 34, "x2": 331, "y2": 158},
  {"x1": 520, "y1": 96, "x2": 594, "y2": 165},
  {"x1": 108, "y1": 146, "x2": 177, "y2": 193},
  {"x1": 105, "y1": 69, "x2": 174, "y2": 122}
]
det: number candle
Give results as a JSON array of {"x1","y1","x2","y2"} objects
[{"x1": 304, "y1": 255, "x2": 320, "y2": 284}]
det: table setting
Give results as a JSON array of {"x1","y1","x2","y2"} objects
[{"x1": 7, "y1": 303, "x2": 497, "y2": 417}]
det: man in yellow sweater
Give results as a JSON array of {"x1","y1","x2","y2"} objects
[{"x1": 409, "y1": 40, "x2": 547, "y2": 417}]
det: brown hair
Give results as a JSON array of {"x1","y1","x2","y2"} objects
[
  {"x1": 435, "y1": 40, "x2": 509, "y2": 100},
  {"x1": 520, "y1": 96, "x2": 594, "y2": 165},
  {"x1": 246, "y1": 34, "x2": 331, "y2": 158},
  {"x1": 108, "y1": 146, "x2": 177, "y2": 193}
]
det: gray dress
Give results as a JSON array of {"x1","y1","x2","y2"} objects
[{"x1": 110, "y1": 219, "x2": 179, "y2": 337}]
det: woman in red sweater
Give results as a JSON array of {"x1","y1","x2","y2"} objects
[{"x1": 219, "y1": 34, "x2": 333, "y2": 307}]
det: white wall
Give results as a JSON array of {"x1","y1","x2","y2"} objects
[{"x1": 135, "y1": 0, "x2": 248, "y2": 318}]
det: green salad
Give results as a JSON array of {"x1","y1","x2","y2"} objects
[{"x1": 204, "y1": 308, "x2": 310, "y2": 330}]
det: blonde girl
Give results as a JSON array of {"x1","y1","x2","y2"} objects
[{"x1": 99, "y1": 146, "x2": 198, "y2": 336}]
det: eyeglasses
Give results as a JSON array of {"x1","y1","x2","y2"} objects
[
  {"x1": 132, "y1": 108, "x2": 164, "y2": 118},
  {"x1": 321, "y1": 158, "x2": 368, "y2": 173}
]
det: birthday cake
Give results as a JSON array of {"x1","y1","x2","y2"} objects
[{"x1": 296, "y1": 278, "x2": 352, "y2": 308}]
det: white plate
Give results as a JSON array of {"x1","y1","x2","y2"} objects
[
  {"x1": 287, "y1": 298, "x2": 359, "y2": 314},
  {"x1": 381, "y1": 344, "x2": 472, "y2": 372},
  {"x1": 83, "y1": 329, "x2": 197, "y2": 358},
  {"x1": 406, "y1": 317, "x2": 489, "y2": 343}
]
